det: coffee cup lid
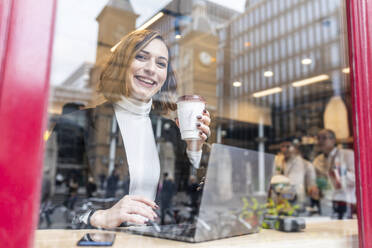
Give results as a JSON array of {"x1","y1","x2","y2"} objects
[{"x1": 177, "y1": 95, "x2": 206, "y2": 103}]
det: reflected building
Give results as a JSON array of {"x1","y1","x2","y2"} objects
[
  {"x1": 86, "y1": 0, "x2": 138, "y2": 181},
  {"x1": 45, "y1": 62, "x2": 93, "y2": 186},
  {"x1": 217, "y1": 0, "x2": 351, "y2": 156},
  {"x1": 49, "y1": 0, "x2": 353, "y2": 186},
  {"x1": 49, "y1": 62, "x2": 93, "y2": 115},
  {"x1": 85, "y1": 0, "x2": 239, "y2": 183},
  {"x1": 143, "y1": 0, "x2": 238, "y2": 113}
]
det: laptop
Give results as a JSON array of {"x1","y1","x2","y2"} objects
[{"x1": 118, "y1": 143, "x2": 275, "y2": 242}]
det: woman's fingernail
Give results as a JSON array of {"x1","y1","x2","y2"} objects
[
  {"x1": 203, "y1": 109, "x2": 207, "y2": 113},
  {"x1": 199, "y1": 132, "x2": 203, "y2": 136},
  {"x1": 196, "y1": 123, "x2": 201, "y2": 127},
  {"x1": 197, "y1": 115, "x2": 202, "y2": 119}
]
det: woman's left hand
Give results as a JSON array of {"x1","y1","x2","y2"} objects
[{"x1": 187, "y1": 109, "x2": 211, "y2": 151}]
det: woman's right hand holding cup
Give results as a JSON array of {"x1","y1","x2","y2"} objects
[{"x1": 90, "y1": 195, "x2": 158, "y2": 228}]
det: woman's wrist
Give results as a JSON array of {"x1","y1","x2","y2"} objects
[{"x1": 90, "y1": 210, "x2": 106, "y2": 228}]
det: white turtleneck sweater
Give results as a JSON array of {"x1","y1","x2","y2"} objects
[{"x1": 113, "y1": 96, "x2": 201, "y2": 201}]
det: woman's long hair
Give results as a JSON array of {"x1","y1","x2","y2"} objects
[{"x1": 98, "y1": 29, "x2": 177, "y2": 112}]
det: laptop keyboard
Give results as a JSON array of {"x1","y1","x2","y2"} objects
[{"x1": 126, "y1": 223, "x2": 197, "y2": 239}]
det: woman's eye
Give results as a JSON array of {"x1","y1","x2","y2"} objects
[
  {"x1": 157, "y1": 61, "x2": 167, "y2": 68},
  {"x1": 135, "y1": 54, "x2": 146, "y2": 60}
]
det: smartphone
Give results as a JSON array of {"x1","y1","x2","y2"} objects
[{"x1": 77, "y1": 233, "x2": 116, "y2": 246}]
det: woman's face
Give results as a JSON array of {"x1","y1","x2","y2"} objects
[{"x1": 127, "y1": 38, "x2": 169, "y2": 102}]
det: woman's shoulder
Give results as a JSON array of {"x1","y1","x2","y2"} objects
[
  {"x1": 81, "y1": 101, "x2": 115, "y2": 118},
  {"x1": 82, "y1": 100, "x2": 112, "y2": 111}
]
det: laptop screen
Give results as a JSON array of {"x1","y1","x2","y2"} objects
[{"x1": 195, "y1": 143, "x2": 275, "y2": 242}]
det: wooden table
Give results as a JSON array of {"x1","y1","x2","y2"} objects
[{"x1": 34, "y1": 219, "x2": 358, "y2": 248}]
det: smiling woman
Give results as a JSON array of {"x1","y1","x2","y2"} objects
[{"x1": 61, "y1": 29, "x2": 212, "y2": 229}]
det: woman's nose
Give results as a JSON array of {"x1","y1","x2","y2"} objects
[{"x1": 144, "y1": 59, "x2": 156, "y2": 75}]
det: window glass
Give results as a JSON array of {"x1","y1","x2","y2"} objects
[
  {"x1": 308, "y1": 25, "x2": 315, "y2": 48},
  {"x1": 321, "y1": 0, "x2": 329, "y2": 16},
  {"x1": 330, "y1": 16, "x2": 339, "y2": 39},
  {"x1": 280, "y1": 38, "x2": 287, "y2": 59},
  {"x1": 330, "y1": 0, "x2": 341, "y2": 12},
  {"x1": 273, "y1": 40, "x2": 280, "y2": 61},
  {"x1": 261, "y1": 24, "x2": 266, "y2": 44},
  {"x1": 301, "y1": 29, "x2": 308, "y2": 49},
  {"x1": 274, "y1": 63, "x2": 280, "y2": 83},
  {"x1": 280, "y1": 15, "x2": 286, "y2": 35},
  {"x1": 267, "y1": 22, "x2": 272, "y2": 40},
  {"x1": 331, "y1": 43, "x2": 341, "y2": 67},
  {"x1": 288, "y1": 57, "x2": 294, "y2": 78},
  {"x1": 272, "y1": 0, "x2": 278, "y2": 16},
  {"x1": 260, "y1": 4, "x2": 266, "y2": 22},
  {"x1": 287, "y1": 36, "x2": 293, "y2": 56},
  {"x1": 293, "y1": 7, "x2": 300, "y2": 29},
  {"x1": 255, "y1": 49, "x2": 261, "y2": 67},
  {"x1": 40, "y1": 1, "x2": 358, "y2": 247},
  {"x1": 322, "y1": 18, "x2": 331, "y2": 42},
  {"x1": 240, "y1": 55, "x2": 244, "y2": 74},
  {"x1": 314, "y1": 0, "x2": 321, "y2": 18},
  {"x1": 315, "y1": 22, "x2": 323, "y2": 45},
  {"x1": 267, "y1": 1, "x2": 272, "y2": 17},
  {"x1": 255, "y1": 70, "x2": 261, "y2": 90},
  {"x1": 261, "y1": 47, "x2": 266, "y2": 66},
  {"x1": 287, "y1": 12, "x2": 293, "y2": 32},
  {"x1": 306, "y1": 0, "x2": 313, "y2": 22},
  {"x1": 249, "y1": 10, "x2": 254, "y2": 28},
  {"x1": 267, "y1": 43, "x2": 273, "y2": 61},
  {"x1": 301, "y1": 4, "x2": 307, "y2": 26},
  {"x1": 273, "y1": 17, "x2": 279, "y2": 38},
  {"x1": 249, "y1": 52, "x2": 255, "y2": 70},
  {"x1": 254, "y1": 8, "x2": 259, "y2": 25},
  {"x1": 281, "y1": 62, "x2": 287, "y2": 82}
]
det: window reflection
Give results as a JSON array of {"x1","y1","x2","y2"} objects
[{"x1": 40, "y1": 0, "x2": 356, "y2": 245}]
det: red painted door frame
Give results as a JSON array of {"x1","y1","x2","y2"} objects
[
  {"x1": 347, "y1": 0, "x2": 372, "y2": 247},
  {"x1": 0, "y1": 0, "x2": 56, "y2": 247},
  {"x1": 0, "y1": 0, "x2": 371, "y2": 247}
]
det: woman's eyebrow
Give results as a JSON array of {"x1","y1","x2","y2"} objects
[{"x1": 141, "y1": 49, "x2": 168, "y2": 62}]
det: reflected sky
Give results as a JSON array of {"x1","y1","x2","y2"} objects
[{"x1": 50, "y1": 0, "x2": 245, "y2": 85}]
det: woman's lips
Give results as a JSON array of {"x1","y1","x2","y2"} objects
[{"x1": 134, "y1": 75, "x2": 157, "y2": 88}]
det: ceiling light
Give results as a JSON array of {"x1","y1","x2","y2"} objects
[
  {"x1": 292, "y1": 74, "x2": 329, "y2": 87},
  {"x1": 301, "y1": 58, "x2": 312, "y2": 65},
  {"x1": 110, "y1": 40, "x2": 122, "y2": 52},
  {"x1": 253, "y1": 87, "x2": 282, "y2": 98},
  {"x1": 175, "y1": 34, "x2": 182, "y2": 39},
  {"x1": 137, "y1": 12, "x2": 165, "y2": 31},
  {"x1": 233, "y1": 81, "x2": 242, "y2": 87},
  {"x1": 244, "y1": 42, "x2": 251, "y2": 47},
  {"x1": 342, "y1": 67, "x2": 350, "y2": 74},
  {"x1": 43, "y1": 130, "x2": 51, "y2": 141},
  {"x1": 264, "y1": 71, "x2": 274, "y2": 77},
  {"x1": 111, "y1": 12, "x2": 165, "y2": 52}
]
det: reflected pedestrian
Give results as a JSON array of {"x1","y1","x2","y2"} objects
[
  {"x1": 105, "y1": 167, "x2": 120, "y2": 198},
  {"x1": 86, "y1": 176, "x2": 97, "y2": 198},
  {"x1": 313, "y1": 129, "x2": 356, "y2": 219},
  {"x1": 160, "y1": 172, "x2": 176, "y2": 225}
]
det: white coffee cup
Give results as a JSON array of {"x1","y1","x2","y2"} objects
[{"x1": 177, "y1": 95, "x2": 206, "y2": 140}]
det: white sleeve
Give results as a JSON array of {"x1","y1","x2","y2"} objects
[
  {"x1": 344, "y1": 149, "x2": 355, "y2": 187},
  {"x1": 186, "y1": 150, "x2": 202, "y2": 169}
]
